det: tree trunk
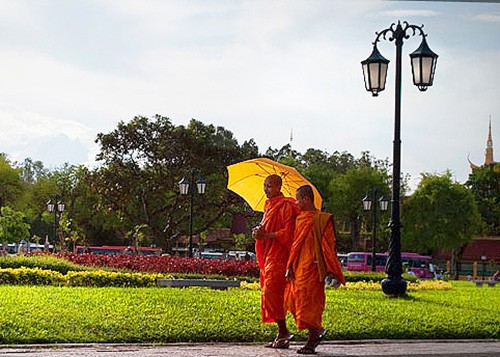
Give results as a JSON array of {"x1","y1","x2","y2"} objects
[{"x1": 452, "y1": 245, "x2": 467, "y2": 280}]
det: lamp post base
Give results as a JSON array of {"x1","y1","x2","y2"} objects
[{"x1": 381, "y1": 277, "x2": 407, "y2": 297}]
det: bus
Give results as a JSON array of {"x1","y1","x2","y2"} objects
[
  {"x1": 401, "y1": 252, "x2": 433, "y2": 279},
  {"x1": 347, "y1": 252, "x2": 387, "y2": 272},
  {"x1": 347, "y1": 251, "x2": 433, "y2": 278}
]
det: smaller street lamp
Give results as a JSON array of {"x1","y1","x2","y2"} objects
[
  {"x1": 179, "y1": 171, "x2": 206, "y2": 257},
  {"x1": 46, "y1": 195, "x2": 65, "y2": 247},
  {"x1": 363, "y1": 189, "x2": 389, "y2": 272}
]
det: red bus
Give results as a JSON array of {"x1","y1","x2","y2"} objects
[
  {"x1": 75, "y1": 245, "x2": 162, "y2": 256},
  {"x1": 347, "y1": 251, "x2": 433, "y2": 279}
]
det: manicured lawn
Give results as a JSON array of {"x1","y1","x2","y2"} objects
[{"x1": 0, "y1": 281, "x2": 498, "y2": 344}]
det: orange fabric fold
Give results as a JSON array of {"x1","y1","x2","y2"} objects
[
  {"x1": 255, "y1": 193, "x2": 299, "y2": 323},
  {"x1": 285, "y1": 211, "x2": 345, "y2": 330}
]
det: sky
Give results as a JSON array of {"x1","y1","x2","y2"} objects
[{"x1": 0, "y1": 0, "x2": 499, "y2": 190}]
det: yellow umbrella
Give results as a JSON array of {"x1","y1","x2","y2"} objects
[{"x1": 227, "y1": 157, "x2": 322, "y2": 212}]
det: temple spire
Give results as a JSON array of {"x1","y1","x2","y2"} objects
[{"x1": 485, "y1": 116, "x2": 494, "y2": 165}]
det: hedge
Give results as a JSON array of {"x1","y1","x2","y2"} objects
[{"x1": 0, "y1": 267, "x2": 168, "y2": 288}]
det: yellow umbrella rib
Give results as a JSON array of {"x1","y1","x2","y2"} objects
[{"x1": 227, "y1": 172, "x2": 267, "y2": 187}]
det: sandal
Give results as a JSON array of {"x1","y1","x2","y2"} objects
[
  {"x1": 313, "y1": 328, "x2": 327, "y2": 348},
  {"x1": 297, "y1": 329, "x2": 327, "y2": 354},
  {"x1": 264, "y1": 334, "x2": 294, "y2": 349},
  {"x1": 297, "y1": 345, "x2": 316, "y2": 355}
]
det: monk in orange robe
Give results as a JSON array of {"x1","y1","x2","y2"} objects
[
  {"x1": 253, "y1": 174, "x2": 300, "y2": 349},
  {"x1": 285, "y1": 185, "x2": 345, "y2": 355}
]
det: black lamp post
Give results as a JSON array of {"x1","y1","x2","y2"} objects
[
  {"x1": 46, "y1": 195, "x2": 65, "y2": 246},
  {"x1": 362, "y1": 21, "x2": 438, "y2": 296},
  {"x1": 363, "y1": 189, "x2": 389, "y2": 272},
  {"x1": 179, "y1": 171, "x2": 206, "y2": 258}
]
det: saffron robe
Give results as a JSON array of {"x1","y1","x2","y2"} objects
[
  {"x1": 256, "y1": 193, "x2": 299, "y2": 323},
  {"x1": 285, "y1": 211, "x2": 345, "y2": 330}
]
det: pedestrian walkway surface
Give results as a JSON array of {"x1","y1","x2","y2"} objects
[{"x1": 0, "y1": 340, "x2": 499, "y2": 357}]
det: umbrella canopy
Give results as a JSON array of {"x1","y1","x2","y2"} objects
[{"x1": 227, "y1": 157, "x2": 322, "y2": 212}]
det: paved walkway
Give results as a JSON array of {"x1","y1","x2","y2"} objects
[{"x1": 0, "y1": 340, "x2": 499, "y2": 357}]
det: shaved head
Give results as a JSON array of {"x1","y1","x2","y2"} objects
[
  {"x1": 297, "y1": 185, "x2": 314, "y2": 202},
  {"x1": 264, "y1": 174, "x2": 282, "y2": 198},
  {"x1": 266, "y1": 174, "x2": 282, "y2": 187}
]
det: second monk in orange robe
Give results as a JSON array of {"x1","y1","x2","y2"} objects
[
  {"x1": 285, "y1": 184, "x2": 345, "y2": 355},
  {"x1": 253, "y1": 174, "x2": 299, "y2": 348}
]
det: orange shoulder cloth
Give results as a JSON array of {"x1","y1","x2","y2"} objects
[{"x1": 313, "y1": 212, "x2": 334, "y2": 282}]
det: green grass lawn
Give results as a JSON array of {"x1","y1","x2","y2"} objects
[{"x1": 0, "y1": 281, "x2": 498, "y2": 344}]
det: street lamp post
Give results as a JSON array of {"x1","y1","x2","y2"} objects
[
  {"x1": 362, "y1": 21, "x2": 438, "y2": 296},
  {"x1": 179, "y1": 171, "x2": 206, "y2": 258},
  {"x1": 46, "y1": 195, "x2": 65, "y2": 247},
  {"x1": 362, "y1": 189, "x2": 389, "y2": 272}
]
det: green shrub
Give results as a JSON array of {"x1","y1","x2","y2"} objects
[
  {"x1": 65, "y1": 270, "x2": 167, "y2": 288},
  {"x1": 0, "y1": 267, "x2": 65, "y2": 285},
  {"x1": 0, "y1": 267, "x2": 170, "y2": 288},
  {"x1": 0, "y1": 254, "x2": 87, "y2": 274}
]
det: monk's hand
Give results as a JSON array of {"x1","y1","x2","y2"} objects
[
  {"x1": 325, "y1": 273, "x2": 340, "y2": 289},
  {"x1": 252, "y1": 227, "x2": 274, "y2": 240},
  {"x1": 252, "y1": 226, "x2": 263, "y2": 240},
  {"x1": 285, "y1": 267, "x2": 294, "y2": 282}
]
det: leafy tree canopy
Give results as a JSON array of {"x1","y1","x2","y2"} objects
[
  {"x1": 91, "y1": 115, "x2": 258, "y2": 248},
  {"x1": 0, "y1": 206, "x2": 30, "y2": 243},
  {"x1": 401, "y1": 172, "x2": 483, "y2": 255},
  {"x1": 466, "y1": 167, "x2": 500, "y2": 235},
  {"x1": 0, "y1": 154, "x2": 24, "y2": 209}
]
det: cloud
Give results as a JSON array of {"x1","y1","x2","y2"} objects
[
  {"x1": 472, "y1": 13, "x2": 500, "y2": 22},
  {"x1": 0, "y1": 105, "x2": 95, "y2": 166}
]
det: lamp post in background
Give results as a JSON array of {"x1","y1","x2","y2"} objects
[
  {"x1": 362, "y1": 189, "x2": 389, "y2": 272},
  {"x1": 361, "y1": 21, "x2": 438, "y2": 296},
  {"x1": 46, "y1": 195, "x2": 65, "y2": 247},
  {"x1": 179, "y1": 171, "x2": 206, "y2": 258}
]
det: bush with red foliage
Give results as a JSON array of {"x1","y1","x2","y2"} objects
[{"x1": 56, "y1": 252, "x2": 260, "y2": 278}]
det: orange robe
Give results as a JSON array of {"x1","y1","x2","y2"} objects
[
  {"x1": 285, "y1": 211, "x2": 345, "y2": 330},
  {"x1": 256, "y1": 193, "x2": 299, "y2": 323}
]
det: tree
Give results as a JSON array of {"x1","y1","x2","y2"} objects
[
  {"x1": 466, "y1": 167, "x2": 500, "y2": 236},
  {"x1": 0, "y1": 154, "x2": 24, "y2": 209},
  {"x1": 0, "y1": 206, "x2": 30, "y2": 243},
  {"x1": 401, "y1": 172, "x2": 483, "y2": 279},
  {"x1": 18, "y1": 158, "x2": 47, "y2": 184},
  {"x1": 91, "y1": 115, "x2": 256, "y2": 250},
  {"x1": 329, "y1": 166, "x2": 390, "y2": 251},
  {"x1": 59, "y1": 215, "x2": 86, "y2": 252}
]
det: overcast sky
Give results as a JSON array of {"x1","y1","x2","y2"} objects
[{"x1": 0, "y1": 0, "x2": 499, "y2": 190}]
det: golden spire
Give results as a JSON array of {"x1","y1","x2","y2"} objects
[{"x1": 485, "y1": 116, "x2": 494, "y2": 165}]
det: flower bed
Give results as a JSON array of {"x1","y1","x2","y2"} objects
[{"x1": 56, "y1": 252, "x2": 260, "y2": 278}]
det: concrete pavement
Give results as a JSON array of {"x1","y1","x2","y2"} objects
[{"x1": 0, "y1": 340, "x2": 499, "y2": 357}]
